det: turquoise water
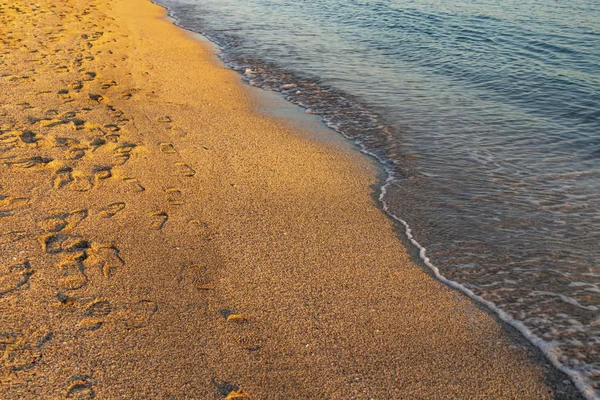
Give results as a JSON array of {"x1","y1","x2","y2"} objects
[{"x1": 157, "y1": 0, "x2": 600, "y2": 395}]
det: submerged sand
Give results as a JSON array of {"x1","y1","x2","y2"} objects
[{"x1": 0, "y1": 0, "x2": 581, "y2": 398}]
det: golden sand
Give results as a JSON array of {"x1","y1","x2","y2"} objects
[{"x1": 0, "y1": 0, "x2": 575, "y2": 398}]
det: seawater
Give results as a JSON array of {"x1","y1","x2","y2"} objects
[{"x1": 155, "y1": 0, "x2": 600, "y2": 396}]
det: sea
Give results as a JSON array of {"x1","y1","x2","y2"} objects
[{"x1": 154, "y1": 0, "x2": 600, "y2": 396}]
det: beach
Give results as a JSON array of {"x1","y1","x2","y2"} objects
[{"x1": 0, "y1": 0, "x2": 583, "y2": 398}]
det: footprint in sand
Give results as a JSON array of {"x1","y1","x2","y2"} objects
[
  {"x1": 123, "y1": 177, "x2": 145, "y2": 192},
  {"x1": 159, "y1": 142, "x2": 176, "y2": 154},
  {"x1": 70, "y1": 80, "x2": 83, "y2": 92},
  {"x1": 213, "y1": 381, "x2": 250, "y2": 400},
  {"x1": 165, "y1": 188, "x2": 184, "y2": 205},
  {"x1": 119, "y1": 92, "x2": 133, "y2": 100},
  {"x1": 174, "y1": 162, "x2": 196, "y2": 177},
  {"x1": 88, "y1": 136, "x2": 106, "y2": 151},
  {"x1": 69, "y1": 172, "x2": 94, "y2": 192},
  {"x1": 178, "y1": 263, "x2": 212, "y2": 292},
  {"x1": 65, "y1": 146, "x2": 87, "y2": 160},
  {"x1": 188, "y1": 219, "x2": 215, "y2": 240},
  {"x1": 55, "y1": 253, "x2": 88, "y2": 291},
  {"x1": 4, "y1": 155, "x2": 53, "y2": 170},
  {"x1": 0, "y1": 196, "x2": 31, "y2": 217},
  {"x1": 88, "y1": 93, "x2": 103, "y2": 102},
  {"x1": 121, "y1": 300, "x2": 158, "y2": 329},
  {"x1": 149, "y1": 211, "x2": 168, "y2": 230},
  {"x1": 0, "y1": 261, "x2": 34, "y2": 298},
  {"x1": 113, "y1": 144, "x2": 135, "y2": 165},
  {"x1": 105, "y1": 132, "x2": 120, "y2": 143},
  {"x1": 78, "y1": 298, "x2": 112, "y2": 332},
  {"x1": 116, "y1": 117, "x2": 130, "y2": 127},
  {"x1": 82, "y1": 71, "x2": 96, "y2": 81},
  {"x1": 219, "y1": 309, "x2": 248, "y2": 324},
  {"x1": 1, "y1": 328, "x2": 53, "y2": 372},
  {"x1": 107, "y1": 106, "x2": 124, "y2": 118},
  {"x1": 53, "y1": 166, "x2": 74, "y2": 189},
  {"x1": 101, "y1": 80, "x2": 116, "y2": 90},
  {"x1": 84, "y1": 243, "x2": 124, "y2": 278},
  {"x1": 103, "y1": 123, "x2": 119, "y2": 132},
  {"x1": 0, "y1": 232, "x2": 30, "y2": 245},
  {"x1": 40, "y1": 234, "x2": 90, "y2": 254},
  {"x1": 65, "y1": 375, "x2": 95, "y2": 399},
  {"x1": 38, "y1": 209, "x2": 88, "y2": 233},
  {"x1": 97, "y1": 202, "x2": 125, "y2": 218},
  {"x1": 92, "y1": 166, "x2": 112, "y2": 183}
]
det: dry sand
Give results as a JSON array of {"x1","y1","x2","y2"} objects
[{"x1": 0, "y1": 0, "x2": 582, "y2": 398}]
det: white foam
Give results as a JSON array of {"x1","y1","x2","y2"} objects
[
  {"x1": 377, "y1": 173, "x2": 598, "y2": 399},
  {"x1": 532, "y1": 291, "x2": 599, "y2": 311}
]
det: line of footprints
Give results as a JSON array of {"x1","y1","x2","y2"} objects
[{"x1": 0, "y1": 0, "x2": 253, "y2": 396}]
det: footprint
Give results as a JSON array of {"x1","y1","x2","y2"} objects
[
  {"x1": 54, "y1": 166, "x2": 74, "y2": 189},
  {"x1": 1, "y1": 328, "x2": 53, "y2": 372},
  {"x1": 79, "y1": 298, "x2": 112, "y2": 332},
  {"x1": 85, "y1": 243, "x2": 124, "y2": 278},
  {"x1": 83, "y1": 71, "x2": 96, "y2": 81},
  {"x1": 165, "y1": 188, "x2": 184, "y2": 205},
  {"x1": 113, "y1": 145, "x2": 133, "y2": 165},
  {"x1": 88, "y1": 137, "x2": 106, "y2": 151},
  {"x1": 159, "y1": 143, "x2": 176, "y2": 154},
  {"x1": 64, "y1": 210, "x2": 89, "y2": 229},
  {"x1": 65, "y1": 375, "x2": 95, "y2": 399},
  {"x1": 39, "y1": 210, "x2": 88, "y2": 233},
  {"x1": 0, "y1": 261, "x2": 34, "y2": 297},
  {"x1": 55, "y1": 253, "x2": 88, "y2": 290},
  {"x1": 116, "y1": 118, "x2": 130, "y2": 126},
  {"x1": 218, "y1": 308, "x2": 247, "y2": 324},
  {"x1": 178, "y1": 263, "x2": 211, "y2": 291},
  {"x1": 174, "y1": 162, "x2": 196, "y2": 177},
  {"x1": 70, "y1": 80, "x2": 83, "y2": 92},
  {"x1": 226, "y1": 391, "x2": 251, "y2": 399},
  {"x1": 88, "y1": 93, "x2": 102, "y2": 102},
  {"x1": 0, "y1": 333, "x2": 17, "y2": 352},
  {"x1": 213, "y1": 381, "x2": 250, "y2": 399},
  {"x1": 121, "y1": 300, "x2": 157, "y2": 329},
  {"x1": 103, "y1": 123, "x2": 119, "y2": 132},
  {"x1": 5, "y1": 155, "x2": 53, "y2": 169},
  {"x1": 0, "y1": 196, "x2": 31, "y2": 216},
  {"x1": 65, "y1": 146, "x2": 87, "y2": 160},
  {"x1": 39, "y1": 217, "x2": 68, "y2": 233},
  {"x1": 19, "y1": 130, "x2": 38, "y2": 143},
  {"x1": 70, "y1": 173, "x2": 94, "y2": 192},
  {"x1": 0, "y1": 232, "x2": 30, "y2": 244},
  {"x1": 188, "y1": 219, "x2": 215, "y2": 240},
  {"x1": 105, "y1": 133, "x2": 120, "y2": 143},
  {"x1": 40, "y1": 234, "x2": 89, "y2": 254},
  {"x1": 92, "y1": 166, "x2": 112, "y2": 183},
  {"x1": 101, "y1": 80, "x2": 116, "y2": 90},
  {"x1": 83, "y1": 298, "x2": 112, "y2": 318},
  {"x1": 97, "y1": 202, "x2": 125, "y2": 218},
  {"x1": 123, "y1": 177, "x2": 145, "y2": 192},
  {"x1": 149, "y1": 211, "x2": 168, "y2": 230}
]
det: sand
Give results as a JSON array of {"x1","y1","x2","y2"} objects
[{"x1": 0, "y1": 0, "x2": 582, "y2": 398}]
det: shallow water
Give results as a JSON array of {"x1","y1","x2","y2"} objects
[{"x1": 156, "y1": 0, "x2": 600, "y2": 395}]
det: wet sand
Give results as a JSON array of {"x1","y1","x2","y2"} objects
[{"x1": 0, "y1": 0, "x2": 582, "y2": 398}]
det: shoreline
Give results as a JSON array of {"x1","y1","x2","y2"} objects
[
  {"x1": 158, "y1": 2, "x2": 593, "y2": 398},
  {"x1": 0, "y1": 0, "x2": 585, "y2": 398}
]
